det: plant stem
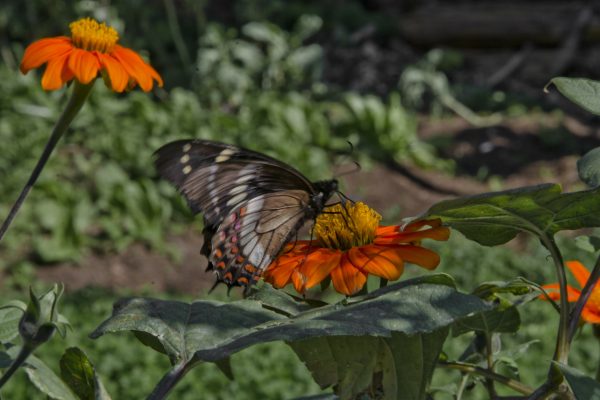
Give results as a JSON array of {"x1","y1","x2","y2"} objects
[
  {"x1": 594, "y1": 325, "x2": 600, "y2": 382},
  {"x1": 542, "y1": 236, "x2": 570, "y2": 364},
  {"x1": 0, "y1": 81, "x2": 94, "y2": 242},
  {"x1": 0, "y1": 345, "x2": 34, "y2": 389},
  {"x1": 147, "y1": 361, "x2": 195, "y2": 400},
  {"x1": 484, "y1": 333, "x2": 498, "y2": 398},
  {"x1": 438, "y1": 361, "x2": 533, "y2": 395},
  {"x1": 568, "y1": 256, "x2": 600, "y2": 343}
]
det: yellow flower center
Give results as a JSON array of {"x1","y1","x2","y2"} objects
[
  {"x1": 69, "y1": 18, "x2": 119, "y2": 53},
  {"x1": 314, "y1": 202, "x2": 381, "y2": 250}
]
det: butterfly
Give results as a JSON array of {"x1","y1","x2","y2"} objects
[{"x1": 154, "y1": 139, "x2": 339, "y2": 290}]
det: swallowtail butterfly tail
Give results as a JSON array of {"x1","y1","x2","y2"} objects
[{"x1": 154, "y1": 140, "x2": 338, "y2": 290}]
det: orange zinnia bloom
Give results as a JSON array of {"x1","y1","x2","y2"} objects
[
  {"x1": 542, "y1": 260, "x2": 600, "y2": 324},
  {"x1": 20, "y1": 18, "x2": 163, "y2": 92},
  {"x1": 263, "y1": 202, "x2": 450, "y2": 296}
]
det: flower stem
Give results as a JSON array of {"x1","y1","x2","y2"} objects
[
  {"x1": 484, "y1": 333, "x2": 498, "y2": 398},
  {"x1": 542, "y1": 236, "x2": 570, "y2": 364},
  {"x1": 0, "y1": 81, "x2": 94, "y2": 242},
  {"x1": 568, "y1": 256, "x2": 600, "y2": 343},
  {"x1": 147, "y1": 361, "x2": 196, "y2": 400},
  {"x1": 438, "y1": 361, "x2": 534, "y2": 395},
  {"x1": 0, "y1": 345, "x2": 35, "y2": 389}
]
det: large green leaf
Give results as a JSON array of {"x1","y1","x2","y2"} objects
[
  {"x1": 291, "y1": 329, "x2": 449, "y2": 400},
  {"x1": 380, "y1": 329, "x2": 449, "y2": 400},
  {"x1": 91, "y1": 277, "x2": 488, "y2": 364},
  {"x1": 425, "y1": 184, "x2": 600, "y2": 246},
  {"x1": 548, "y1": 77, "x2": 600, "y2": 116},
  {"x1": 60, "y1": 347, "x2": 111, "y2": 400},
  {"x1": 556, "y1": 362, "x2": 600, "y2": 399},
  {"x1": 291, "y1": 337, "x2": 379, "y2": 399},
  {"x1": 452, "y1": 305, "x2": 520, "y2": 336},
  {"x1": 6, "y1": 346, "x2": 77, "y2": 400}
]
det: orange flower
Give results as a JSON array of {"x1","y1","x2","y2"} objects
[
  {"x1": 263, "y1": 202, "x2": 450, "y2": 295},
  {"x1": 20, "y1": 18, "x2": 163, "y2": 92},
  {"x1": 542, "y1": 260, "x2": 600, "y2": 324}
]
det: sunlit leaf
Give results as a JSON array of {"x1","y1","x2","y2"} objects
[
  {"x1": 91, "y1": 276, "x2": 488, "y2": 364},
  {"x1": 425, "y1": 184, "x2": 600, "y2": 245},
  {"x1": 548, "y1": 77, "x2": 600, "y2": 116},
  {"x1": 60, "y1": 347, "x2": 111, "y2": 400}
]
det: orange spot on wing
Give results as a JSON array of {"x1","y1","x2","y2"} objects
[
  {"x1": 214, "y1": 248, "x2": 223, "y2": 258},
  {"x1": 216, "y1": 261, "x2": 226, "y2": 270},
  {"x1": 223, "y1": 272, "x2": 233, "y2": 282},
  {"x1": 237, "y1": 277, "x2": 249, "y2": 286}
]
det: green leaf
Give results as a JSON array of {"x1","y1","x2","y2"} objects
[
  {"x1": 0, "y1": 301, "x2": 26, "y2": 343},
  {"x1": 452, "y1": 305, "x2": 520, "y2": 336},
  {"x1": 214, "y1": 357, "x2": 234, "y2": 380},
  {"x1": 380, "y1": 329, "x2": 449, "y2": 400},
  {"x1": 578, "y1": 147, "x2": 600, "y2": 187},
  {"x1": 6, "y1": 346, "x2": 77, "y2": 400},
  {"x1": 548, "y1": 77, "x2": 600, "y2": 116},
  {"x1": 575, "y1": 235, "x2": 600, "y2": 254},
  {"x1": 91, "y1": 277, "x2": 488, "y2": 365},
  {"x1": 425, "y1": 184, "x2": 600, "y2": 246},
  {"x1": 292, "y1": 329, "x2": 449, "y2": 400},
  {"x1": 60, "y1": 347, "x2": 111, "y2": 400},
  {"x1": 0, "y1": 350, "x2": 11, "y2": 368},
  {"x1": 555, "y1": 362, "x2": 600, "y2": 399},
  {"x1": 291, "y1": 337, "x2": 379, "y2": 399}
]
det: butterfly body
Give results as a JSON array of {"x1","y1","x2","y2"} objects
[{"x1": 154, "y1": 139, "x2": 338, "y2": 289}]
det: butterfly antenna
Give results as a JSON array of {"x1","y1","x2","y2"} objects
[{"x1": 334, "y1": 161, "x2": 362, "y2": 178}]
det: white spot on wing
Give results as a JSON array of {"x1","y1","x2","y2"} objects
[
  {"x1": 183, "y1": 143, "x2": 192, "y2": 152},
  {"x1": 183, "y1": 165, "x2": 192, "y2": 174},
  {"x1": 215, "y1": 148, "x2": 235, "y2": 163},
  {"x1": 226, "y1": 192, "x2": 247, "y2": 207},
  {"x1": 180, "y1": 154, "x2": 190, "y2": 164},
  {"x1": 229, "y1": 185, "x2": 247, "y2": 196}
]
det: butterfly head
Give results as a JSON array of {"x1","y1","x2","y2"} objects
[{"x1": 308, "y1": 179, "x2": 339, "y2": 213}]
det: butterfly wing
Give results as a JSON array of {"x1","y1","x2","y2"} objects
[
  {"x1": 154, "y1": 139, "x2": 320, "y2": 287},
  {"x1": 210, "y1": 190, "x2": 312, "y2": 286}
]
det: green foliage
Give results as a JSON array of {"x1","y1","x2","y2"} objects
[
  {"x1": 547, "y1": 77, "x2": 600, "y2": 116},
  {"x1": 60, "y1": 347, "x2": 111, "y2": 400},
  {"x1": 425, "y1": 183, "x2": 600, "y2": 246},
  {"x1": 90, "y1": 276, "x2": 487, "y2": 398}
]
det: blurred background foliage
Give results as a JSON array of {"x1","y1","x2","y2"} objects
[{"x1": 1, "y1": 0, "x2": 600, "y2": 399}]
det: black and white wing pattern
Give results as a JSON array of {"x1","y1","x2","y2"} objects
[{"x1": 154, "y1": 139, "x2": 338, "y2": 289}]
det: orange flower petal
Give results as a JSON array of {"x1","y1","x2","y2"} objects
[
  {"x1": 41, "y1": 52, "x2": 71, "y2": 90},
  {"x1": 263, "y1": 253, "x2": 305, "y2": 288},
  {"x1": 20, "y1": 37, "x2": 72, "y2": 73},
  {"x1": 291, "y1": 249, "x2": 341, "y2": 293},
  {"x1": 348, "y1": 246, "x2": 403, "y2": 280},
  {"x1": 68, "y1": 48, "x2": 100, "y2": 84},
  {"x1": 581, "y1": 308, "x2": 600, "y2": 324},
  {"x1": 97, "y1": 53, "x2": 129, "y2": 92},
  {"x1": 111, "y1": 45, "x2": 162, "y2": 91},
  {"x1": 540, "y1": 283, "x2": 581, "y2": 302},
  {"x1": 330, "y1": 254, "x2": 367, "y2": 295},
  {"x1": 391, "y1": 244, "x2": 441, "y2": 270},
  {"x1": 375, "y1": 226, "x2": 450, "y2": 245},
  {"x1": 404, "y1": 218, "x2": 443, "y2": 232},
  {"x1": 565, "y1": 260, "x2": 591, "y2": 289}
]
